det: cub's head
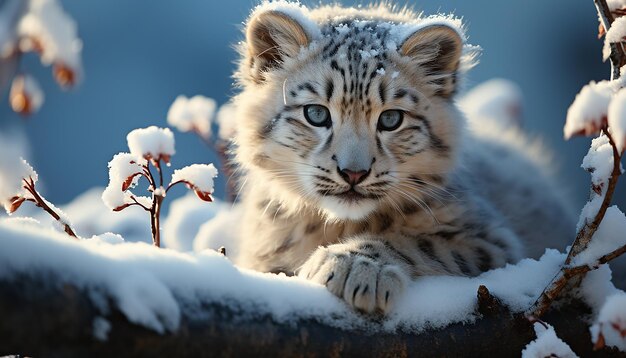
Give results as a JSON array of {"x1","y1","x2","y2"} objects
[{"x1": 233, "y1": 3, "x2": 475, "y2": 221}]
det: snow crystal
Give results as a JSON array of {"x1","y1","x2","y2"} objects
[
  {"x1": 375, "y1": 67, "x2": 385, "y2": 75},
  {"x1": 564, "y1": 81, "x2": 614, "y2": 139},
  {"x1": 10, "y1": 73, "x2": 44, "y2": 114},
  {"x1": 216, "y1": 102, "x2": 237, "y2": 140},
  {"x1": 16, "y1": 0, "x2": 82, "y2": 78},
  {"x1": 605, "y1": 17, "x2": 626, "y2": 61},
  {"x1": 572, "y1": 206, "x2": 626, "y2": 266},
  {"x1": 334, "y1": 23, "x2": 350, "y2": 35},
  {"x1": 170, "y1": 163, "x2": 218, "y2": 194},
  {"x1": 163, "y1": 194, "x2": 226, "y2": 251},
  {"x1": 608, "y1": 88, "x2": 626, "y2": 152},
  {"x1": 126, "y1": 126, "x2": 175, "y2": 162},
  {"x1": 458, "y1": 78, "x2": 523, "y2": 127},
  {"x1": 167, "y1": 95, "x2": 216, "y2": 139},
  {"x1": 590, "y1": 292, "x2": 626, "y2": 352},
  {"x1": 359, "y1": 48, "x2": 379, "y2": 60},
  {"x1": 521, "y1": 322, "x2": 578, "y2": 358}
]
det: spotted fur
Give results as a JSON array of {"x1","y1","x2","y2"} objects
[{"x1": 229, "y1": 3, "x2": 575, "y2": 315}]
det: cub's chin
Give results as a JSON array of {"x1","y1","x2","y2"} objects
[{"x1": 317, "y1": 195, "x2": 378, "y2": 221}]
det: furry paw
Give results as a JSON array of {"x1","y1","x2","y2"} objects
[{"x1": 298, "y1": 244, "x2": 407, "y2": 314}]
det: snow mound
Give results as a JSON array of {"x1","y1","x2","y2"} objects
[{"x1": 0, "y1": 216, "x2": 588, "y2": 335}]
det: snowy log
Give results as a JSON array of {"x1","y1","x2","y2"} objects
[{"x1": 0, "y1": 276, "x2": 620, "y2": 357}]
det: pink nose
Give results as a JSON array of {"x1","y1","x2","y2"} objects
[{"x1": 338, "y1": 168, "x2": 370, "y2": 186}]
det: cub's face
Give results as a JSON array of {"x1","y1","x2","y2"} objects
[{"x1": 235, "y1": 8, "x2": 466, "y2": 221}]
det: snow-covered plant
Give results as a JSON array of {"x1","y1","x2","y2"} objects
[
  {"x1": 167, "y1": 95, "x2": 237, "y2": 200},
  {"x1": 0, "y1": 0, "x2": 82, "y2": 115},
  {"x1": 0, "y1": 154, "x2": 76, "y2": 237},
  {"x1": 591, "y1": 293, "x2": 626, "y2": 351},
  {"x1": 526, "y1": 1, "x2": 626, "y2": 353},
  {"x1": 102, "y1": 126, "x2": 218, "y2": 247}
]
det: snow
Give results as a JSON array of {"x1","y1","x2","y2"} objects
[
  {"x1": 605, "y1": 17, "x2": 626, "y2": 61},
  {"x1": 102, "y1": 153, "x2": 149, "y2": 211},
  {"x1": 126, "y1": 126, "x2": 175, "y2": 163},
  {"x1": 564, "y1": 81, "x2": 614, "y2": 139},
  {"x1": 249, "y1": 1, "x2": 322, "y2": 42},
  {"x1": 193, "y1": 203, "x2": 244, "y2": 261},
  {"x1": 163, "y1": 193, "x2": 226, "y2": 251},
  {"x1": 170, "y1": 164, "x2": 218, "y2": 200},
  {"x1": 607, "y1": 0, "x2": 626, "y2": 11},
  {"x1": 590, "y1": 292, "x2": 626, "y2": 352},
  {"x1": 167, "y1": 95, "x2": 216, "y2": 139},
  {"x1": 216, "y1": 101, "x2": 237, "y2": 140},
  {"x1": 10, "y1": 73, "x2": 44, "y2": 114},
  {"x1": 458, "y1": 78, "x2": 523, "y2": 127},
  {"x1": 521, "y1": 322, "x2": 578, "y2": 358},
  {"x1": 0, "y1": 216, "x2": 578, "y2": 335},
  {"x1": 92, "y1": 316, "x2": 111, "y2": 341},
  {"x1": 576, "y1": 135, "x2": 616, "y2": 231},
  {"x1": 0, "y1": 154, "x2": 37, "y2": 214},
  {"x1": 572, "y1": 206, "x2": 626, "y2": 266},
  {"x1": 608, "y1": 88, "x2": 626, "y2": 152},
  {"x1": 16, "y1": 0, "x2": 82, "y2": 81}
]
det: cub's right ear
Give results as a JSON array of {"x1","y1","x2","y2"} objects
[{"x1": 244, "y1": 10, "x2": 310, "y2": 83}]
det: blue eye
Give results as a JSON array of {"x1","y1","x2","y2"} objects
[
  {"x1": 377, "y1": 110, "x2": 403, "y2": 131},
  {"x1": 304, "y1": 104, "x2": 331, "y2": 128}
]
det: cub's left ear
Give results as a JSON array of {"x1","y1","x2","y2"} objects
[{"x1": 400, "y1": 25, "x2": 463, "y2": 98}]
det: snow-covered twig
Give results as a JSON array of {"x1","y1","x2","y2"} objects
[
  {"x1": 21, "y1": 176, "x2": 77, "y2": 238},
  {"x1": 102, "y1": 126, "x2": 218, "y2": 247},
  {"x1": 527, "y1": 1, "x2": 626, "y2": 319},
  {"x1": 596, "y1": 0, "x2": 626, "y2": 79}
]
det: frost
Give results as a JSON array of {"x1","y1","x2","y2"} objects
[
  {"x1": 564, "y1": 81, "x2": 614, "y2": 139},
  {"x1": 521, "y1": 323, "x2": 578, "y2": 358},
  {"x1": 216, "y1": 102, "x2": 237, "y2": 140},
  {"x1": 608, "y1": 88, "x2": 626, "y2": 152},
  {"x1": 126, "y1": 126, "x2": 175, "y2": 163},
  {"x1": 590, "y1": 293, "x2": 626, "y2": 352},
  {"x1": 167, "y1": 95, "x2": 216, "y2": 139}
]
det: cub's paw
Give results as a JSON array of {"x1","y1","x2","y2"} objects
[{"x1": 298, "y1": 245, "x2": 407, "y2": 315}]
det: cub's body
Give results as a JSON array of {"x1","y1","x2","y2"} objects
[{"x1": 230, "y1": 2, "x2": 574, "y2": 314}]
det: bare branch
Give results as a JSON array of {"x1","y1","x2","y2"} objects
[{"x1": 22, "y1": 177, "x2": 77, "y2": 238}]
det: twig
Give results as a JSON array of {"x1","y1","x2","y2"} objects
[
  {"x1": 596, "y1": 0, "x2": 626, "y2": 80},
  {"x1": 22, "y1": 177, "x2": 77, "y2": 238}
]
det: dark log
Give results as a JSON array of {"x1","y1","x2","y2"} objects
[{"x1": 0, "y1": 276, "x2": 622, "y2": 357}]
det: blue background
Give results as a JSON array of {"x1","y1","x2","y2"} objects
[{"x1": 0, "y1": 0, "x2": 619, "y2": 211}]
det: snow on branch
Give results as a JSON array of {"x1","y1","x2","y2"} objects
[
  {"x1": 591, "y1": 293, "x2": 626, "y2": 351},
  {"x1": 102, "y1": 126, "x2": 218, "y2": 247},
  {"x1": 0, "y1": 153, "x2": 76, "y2": 238},
  {"x1": 521, "y1": 323, "x2": 578, "y2": 358},
  {"x1": 0, "y1": 0, "x2": 82, "y2": 115}
]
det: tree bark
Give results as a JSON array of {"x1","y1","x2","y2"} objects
[{"x1": 0, "y1": 276, "x2": 621, "y2": 357}]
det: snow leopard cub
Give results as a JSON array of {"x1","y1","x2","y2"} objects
[{"x1": 230, "y1": 3, "x2": 574, "y2": 314}]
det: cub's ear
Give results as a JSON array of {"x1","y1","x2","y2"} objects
[
  {"x1": 245, "y1": 10, "x2": 310, "y2": 83},
  {"x1": 400, "y1": 25, "x2": 463, "y2": 98}
]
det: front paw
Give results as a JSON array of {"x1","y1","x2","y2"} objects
[{"x1": 298, "y1": 244, "x2": 407, "y2": 314}]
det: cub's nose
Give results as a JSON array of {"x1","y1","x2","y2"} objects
[{"x1": 338, "y1": 167, "x2": 370, "y2": 186}]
